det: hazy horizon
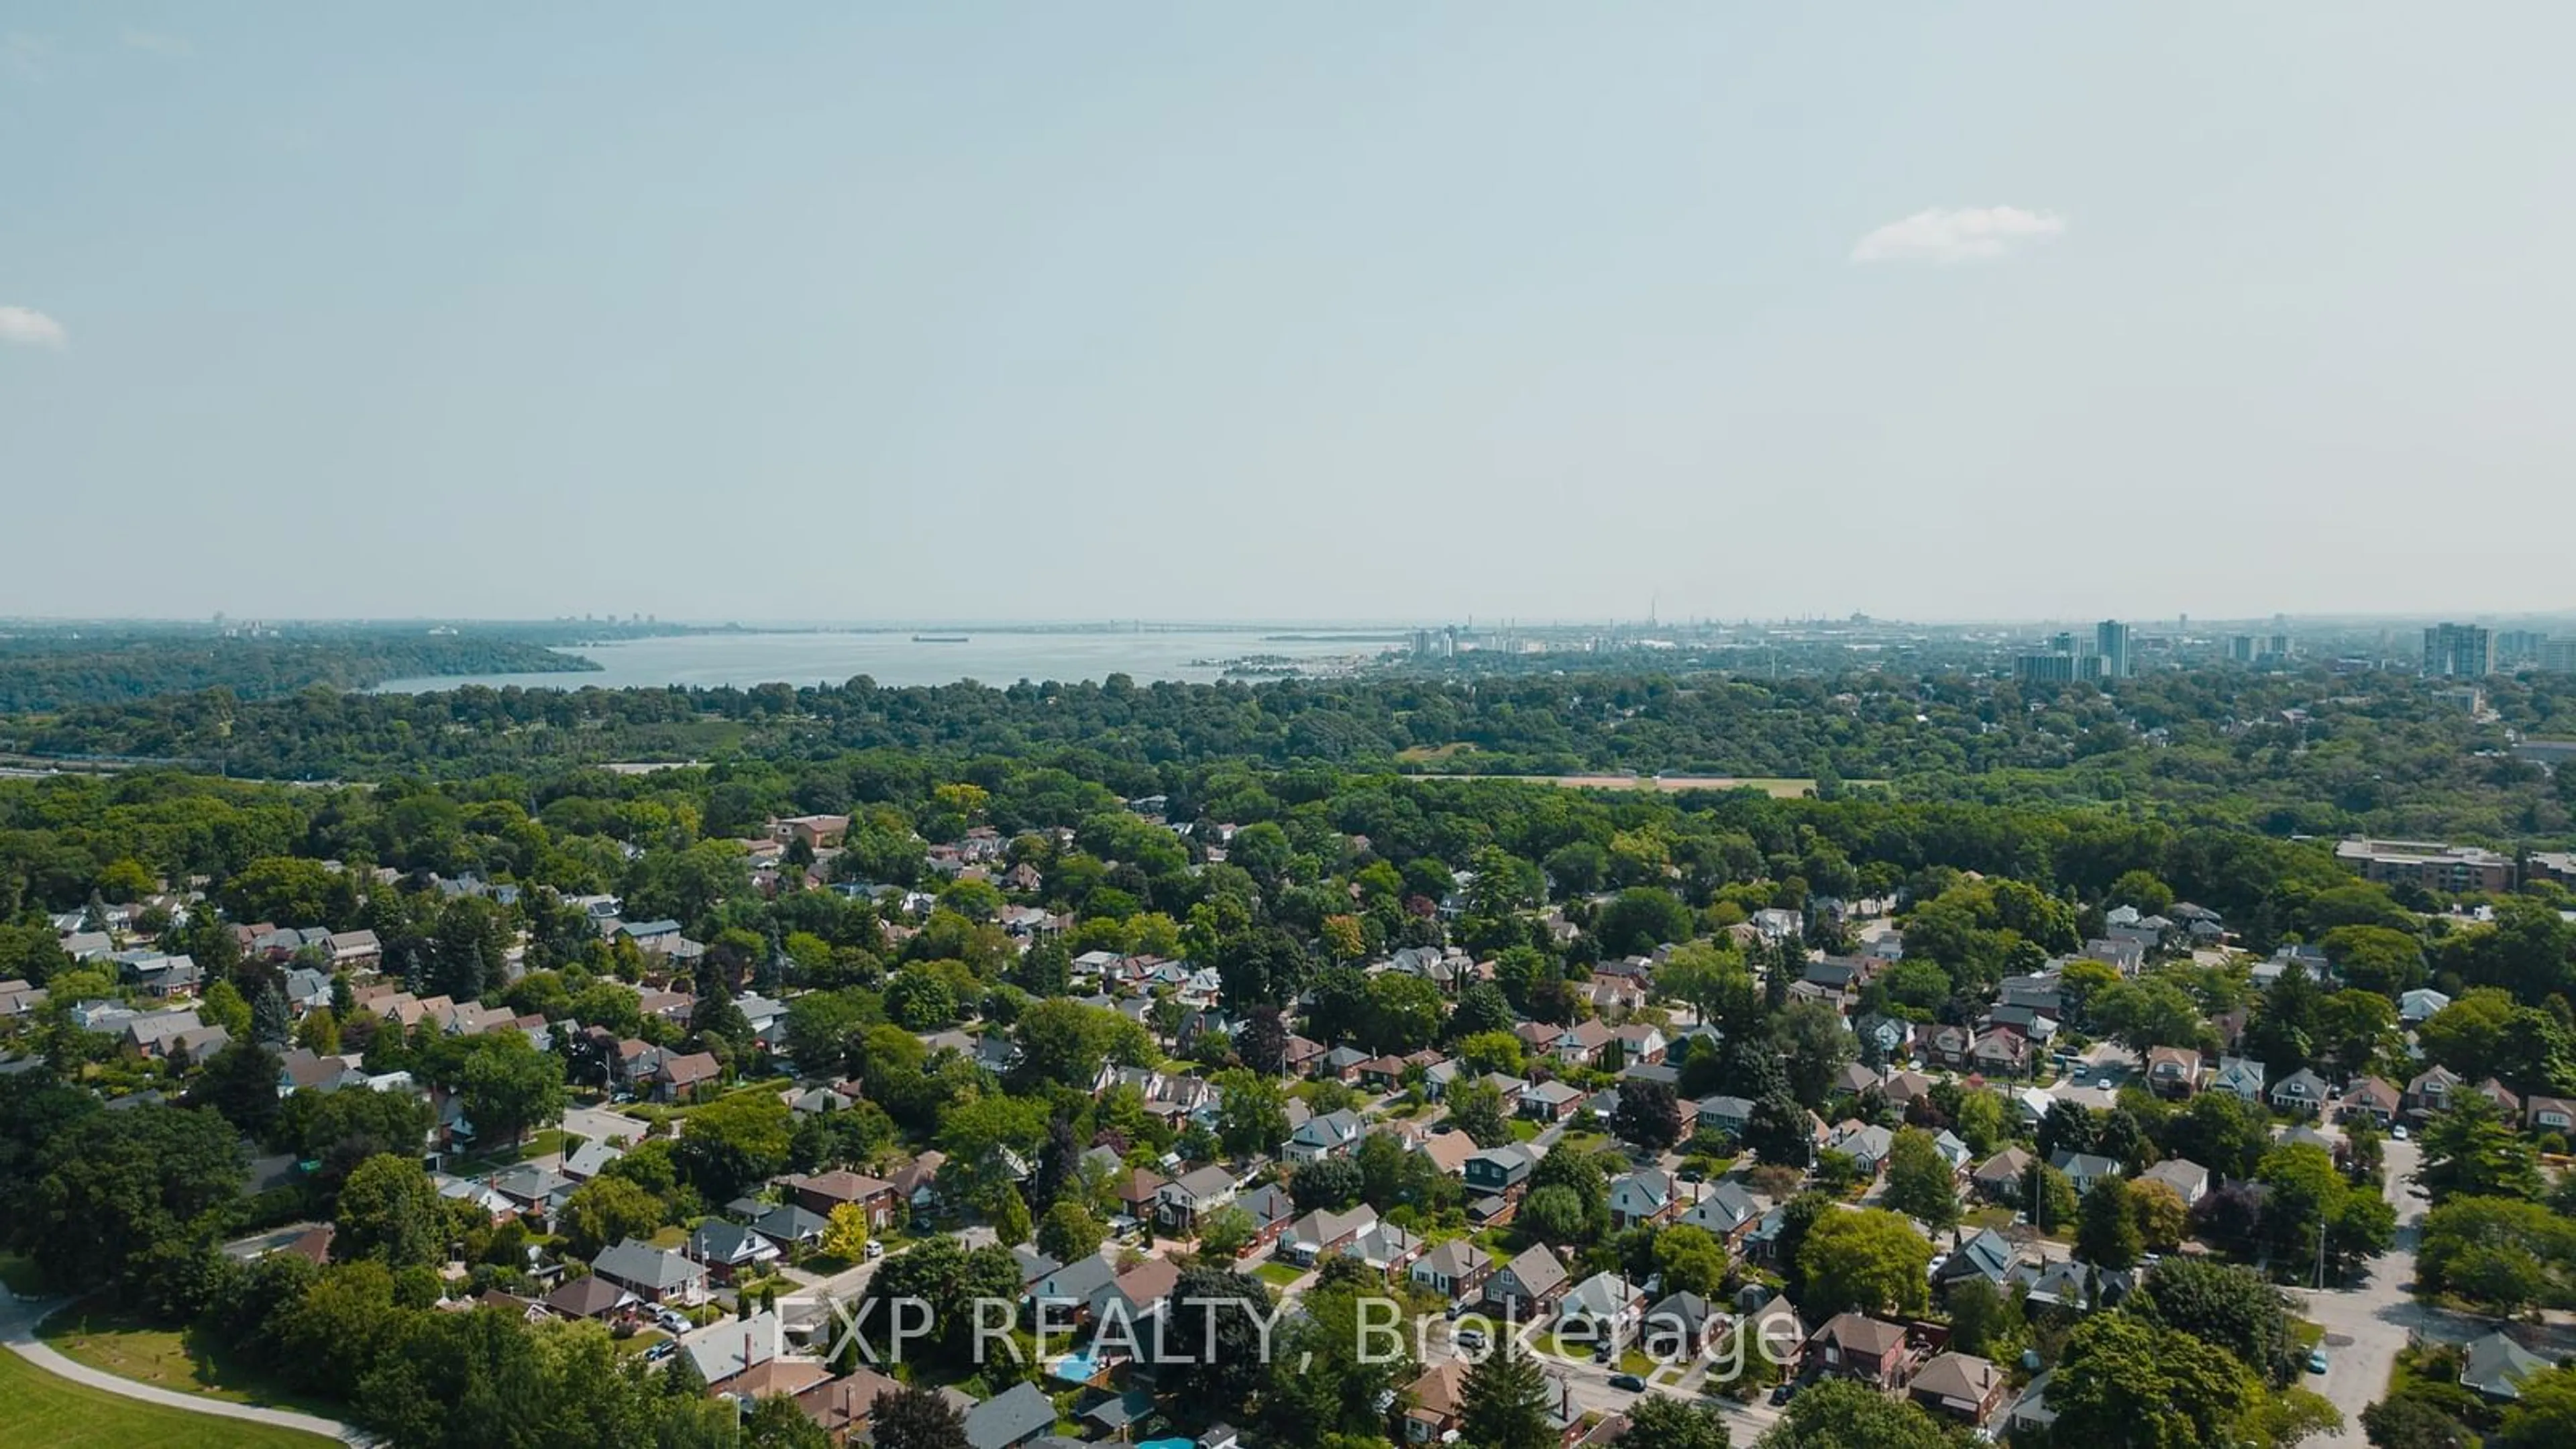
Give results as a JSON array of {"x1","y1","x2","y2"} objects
[
  {"x1": 7, "y1": 5, "x2": 2575, "y2": 621},
  {"x1": 8, "y1": 610, "x2": 2573, "y2": 633}
]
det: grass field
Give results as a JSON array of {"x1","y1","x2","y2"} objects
[
  {"x1": 1254, "y1": 1263, "x2": 1306, "y2": 1289},
  {"x1": 0, "y1": 1348, "x2": 334, "y2": 1448},
  {"x1": 38, "y1": 1305, "x2": 343, "y2": 1421}
]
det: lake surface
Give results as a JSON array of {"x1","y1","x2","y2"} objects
[{"x1": 375, "y1": 629, "x2": 1399, "y2": 693}]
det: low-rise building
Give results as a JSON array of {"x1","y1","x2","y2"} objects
[
  {"x1": 1483, "y1": 1243, "x2": 1571, "y2": 1318},
  {"x1": 2137, "y1": 1157, "x2": 2210, "y2": 1208},
  {"x1": 1909, "y1": 1351, "x2": 2007, "y2": 1426},
  {"x1": 591, "y1": 1238, "x2": 708, "y2": 1305},
  {"x1": 1408, "y1": 1239, "x2": 1491, "y2": 1305},
  {"x1": 1607, "y1": 1168, "x2": 1678, "y2": 1230},
  {"x1": 2269, "y1": 1068, "x2": 2328, "y2": 1116},
  {"x1": 1805, "y1": 1312, "x2": 1913, "y2": 1390}
]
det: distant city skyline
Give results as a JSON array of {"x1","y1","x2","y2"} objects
[{"x1": 7, "y1": 7, "x2": 2576, "y2": 619}]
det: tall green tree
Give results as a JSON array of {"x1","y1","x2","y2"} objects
[
  {"x1": 1880, "y1": 1127, "x2": 1960, "y2": 1229},
  {"x1": 2046, "y1": 1311, "x2": 2263, "y2": 1449},
  {"x1": 2133, "y1": 1259, "x2": 2301, "y2": 1387},
  {"x1": 1212, "y1": 1069, "x2": 1291, "y2": 1158},
  {"x1": 558, "y1": 1176, "x2": 667, "y2": 1260},
  {"x1": 1612, "y1": 1079, "x2": 1684, "y2": 1153},
  {"x1": 1159, "y1": 1266, "x2": 1271, "y2": 1421},
  {"x1": 2077, "y1": 1176, "x2": 2143, "y2": 1271},
  {"x1": 1260, "y1": 1275, "x2": 1419, "y2": 1444},
  {"x1": 335, "y1": 1153, "x2": 447, "y2": 1269},
  {"x1": 1446, "y1": 1079, "x2": 1513, "y2": 1149},
  {"x1": 15, "y1": 1102, "x2": 246, "y2": 1291},
  {"x1": 677, "y1": 1088, "x2": 794, "y2": 1203},
  {"x1": 2418, "y1": 1093, "x2": 2544, "y2": 1203},
  {"x1": 1755, "y1": 1379, "x2": 1960, "y2": 1449},
  {"x1": 1621, "y1": 1395, "x2": 1733, "y2": 1449},
  {"x1": 869, "y1": 1383, "x2": 971, "y2": 1449},
  {"x1": 1459, "y1": 1345, "x2": 1557, "y2": 1449},
  {"x1": 2493, "y1": 1365, "x2": 2576, "y2": 1449},
  {"x1": 1796, "y1": 1208, "x2": 1930, "y2": 1318},
  {"x1": 1743, "y1": 1092, "x2": 1813, "y2": 1169},
  {"x1": 186, "y1": 1040, "x2": 286, "y2": 1140},
  {"x1": 444, "y1": 1030, "x2": 566, "y2": 1146}
]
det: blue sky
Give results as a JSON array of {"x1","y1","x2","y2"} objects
[{"x1": 5, "y1": 4, "x2": 2573, "y2": 623}]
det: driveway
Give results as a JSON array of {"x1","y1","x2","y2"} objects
[
  {"x1": 561, "y1": 1103, "x2": 645, "y2": 1150},
  {"x1": 0, "y1": 1287, "x2": 368, "y2": 1444}
]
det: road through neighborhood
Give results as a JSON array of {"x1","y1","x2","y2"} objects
[{"x1": 2292, "y1": 1137, "x2": 2454, "y2": 1449}]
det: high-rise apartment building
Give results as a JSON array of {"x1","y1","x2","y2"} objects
[
  {"x1": 2014, "y1": 652, "x2": 2082, "y2": 686},
  {"x1": 2422, "y1": 623, "x2": 2494, "y2": 678},
  {"x1": 2095, "y1": 620, "x2": 2133, "y2": 680}
]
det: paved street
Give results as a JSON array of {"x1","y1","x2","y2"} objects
[{"x1": 2291, "y1": 1138, "x2": 2453, "y2": 1448}]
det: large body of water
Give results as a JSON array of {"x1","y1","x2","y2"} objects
[{"x1": 375, "y1": 629, "x2": 1399, "y2": 693}]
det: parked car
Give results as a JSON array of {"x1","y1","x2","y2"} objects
[
  {"x1": 864, "y1": 1239, "x2": 885, "y2": 1260},
  {"x1": 1770, "y1": 1381, "x2": 1799, "y2": 1406},
  {"x1": 1609, "y1": 1374, "x2": 1647, "y2": 1392},
  {"x1": 1455, "y1": 1328, "x2": 1486, "y2": 1350},
  {"x1": 2391, "y1": 1124, "x2": 2410, "y2": 1140},
  {"x1": 645, "y1": 1340, "x2": 678, "y2": 1362},
  {"x1": 2307, "y1": 1350, "x2": 2330, "y2": 1375}
]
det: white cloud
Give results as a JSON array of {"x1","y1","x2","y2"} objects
[
  {"x1": 0, "y1": 306, "x2": 68, "y2": 349},
  {"x1": 120, "y1": 26, "x2": 191, "y2": 56},
  {"x1": 1850, "y1": 206, "x2": 2066, "y2": 264}
]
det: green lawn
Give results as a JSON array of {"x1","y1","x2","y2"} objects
[
  {"x1": 1508, "y1": 1120, "x2": 1540, "y2": 1142},
  {"x1": 0, "y1": 1344, "x2": 335, "y2": 1448},
  {"x1": 1254, "y1": 1263, "x2": 1305, "y2": 1289},
  {"x1": 1537, "y1": 1331, "x2": 1608, "y2": 1362},
  {"x1": 39, "y1": 1305, "x2": 344, "y2": 1421}
]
